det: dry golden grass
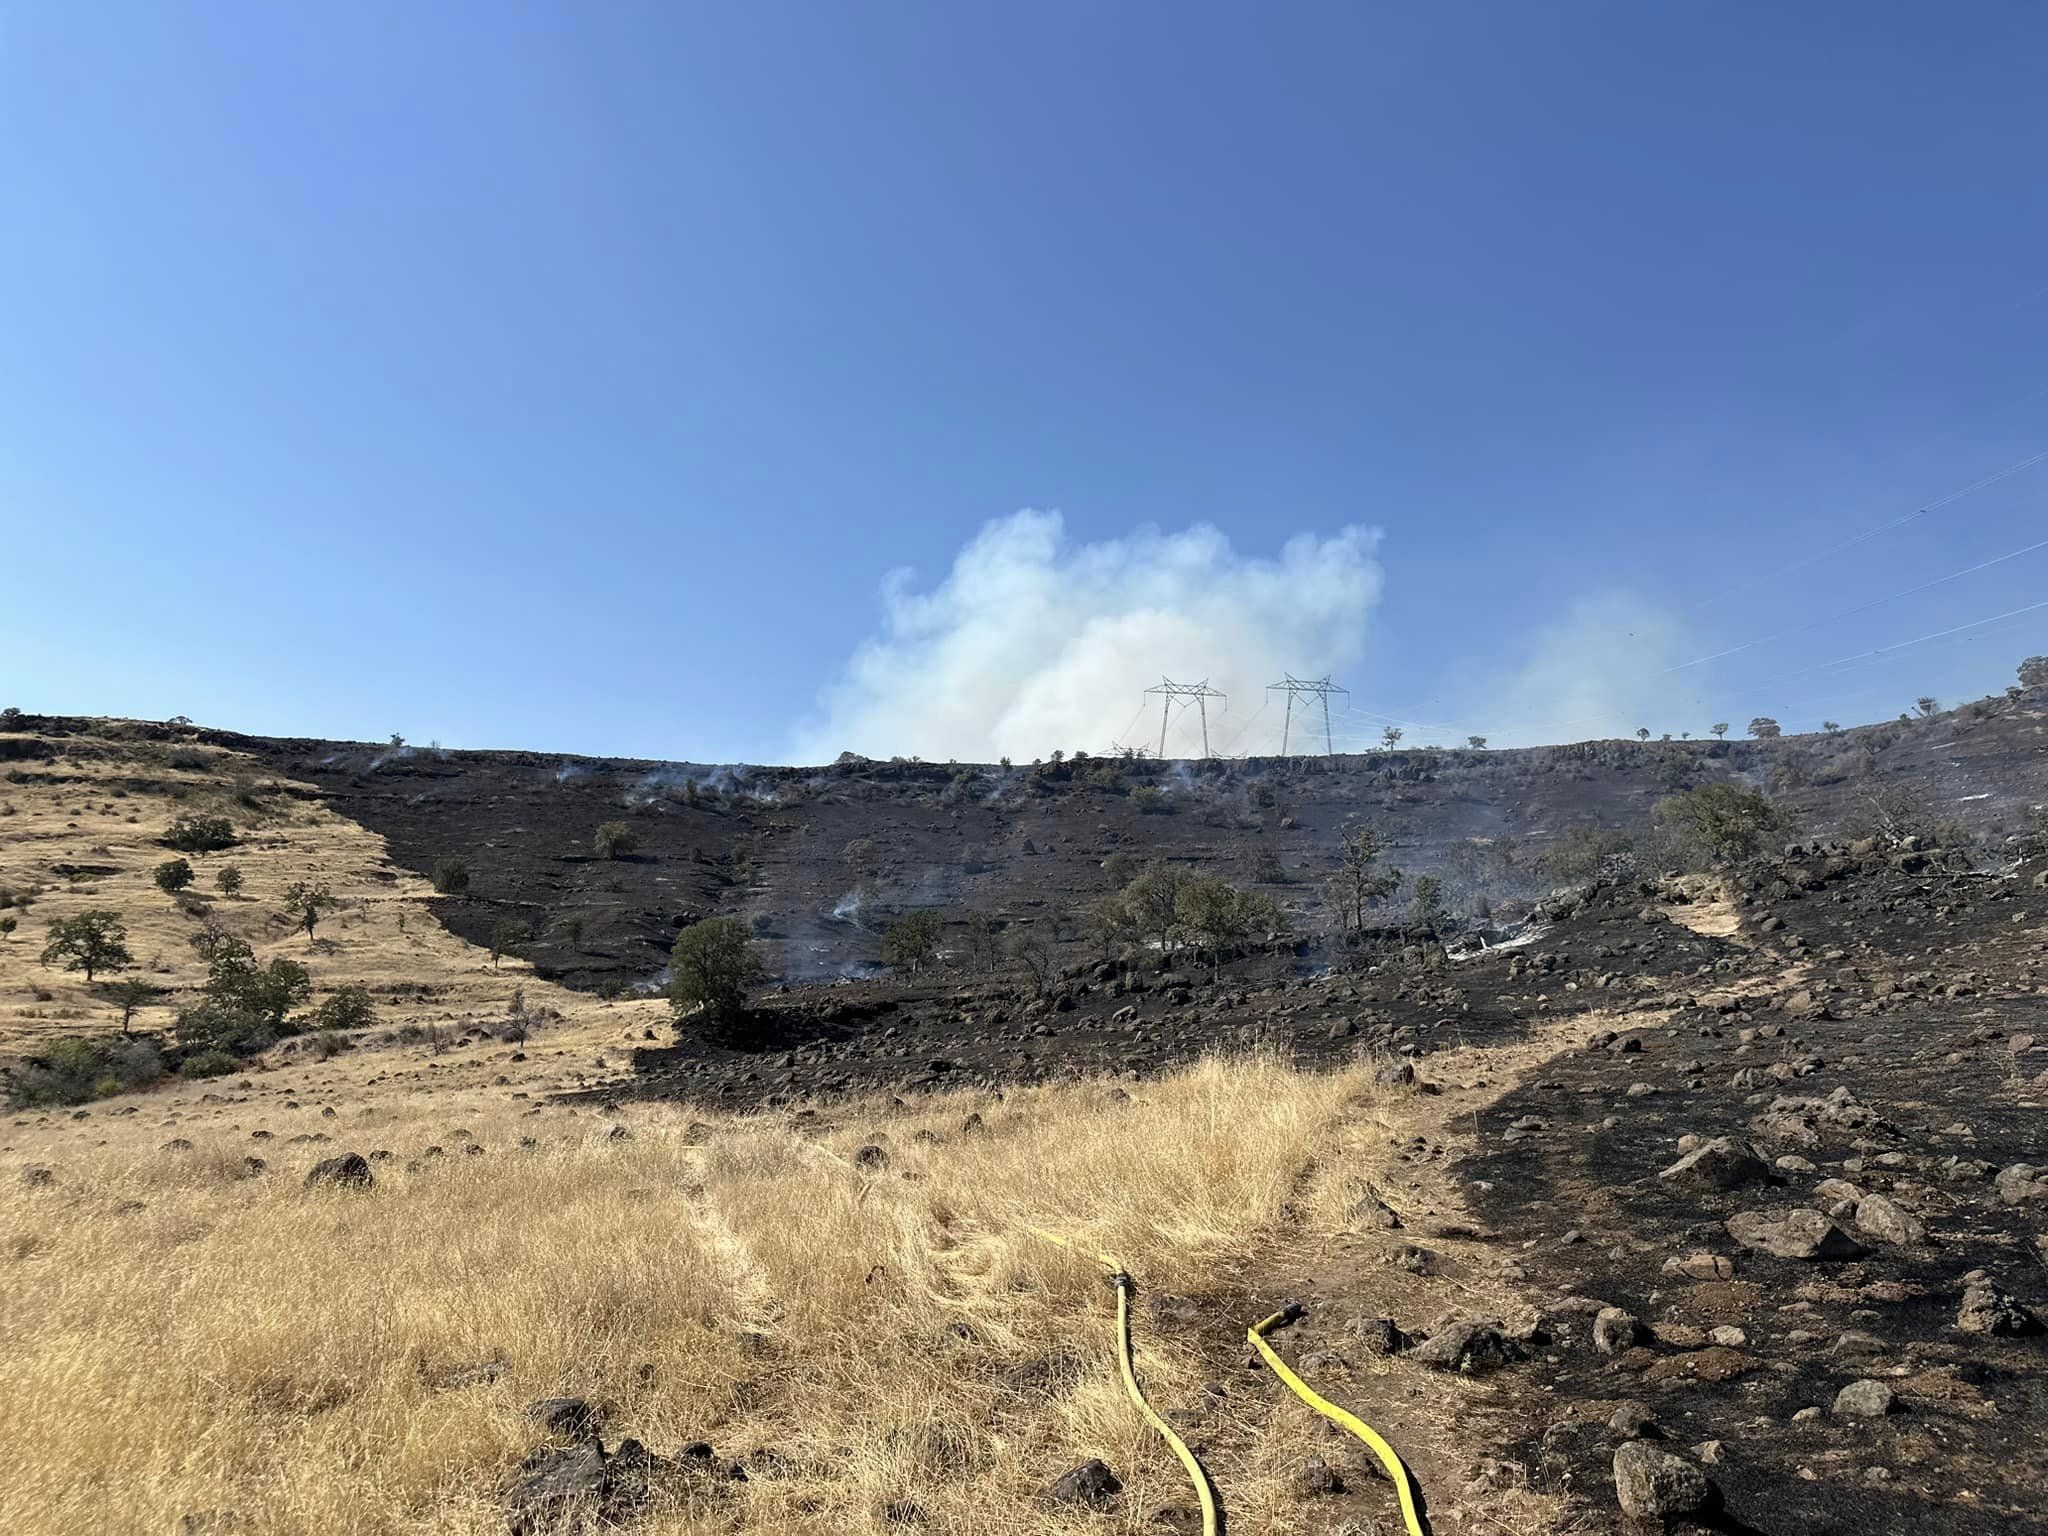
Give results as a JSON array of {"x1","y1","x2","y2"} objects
[
  {"x1": 0, "y1": 733, "x2": 609, "y2": 1060},
  {"x1": 2, "y1": 1053, "x2": 1390, "y2": 1536}
]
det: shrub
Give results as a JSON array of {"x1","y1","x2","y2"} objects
[
  {"x1": 431, "y1": 857, "x2": 471, "y2": 894},
  {"x1": 880, "y1": 909, "x2": 944, "y2": 972},
  {"x1": 1130, "y1": 785, "x2": 1169, "y2": 814},
  {"x1": 2020, "y1": 656, "x2": 2048, "y2": 691},
  {"x1": 1654, "y1": 783, "x2": 1786, "y2": 864},
  {"x1": 1243, "y1": 843, "x2": 1287, "y2": 884},
  {"x1": 154, "y1": 858, "x2": 196, "y2": 896},
  {"x1": 595, "y1": 821, "x2": 636, "y2": 860},
  {"x1": 177, "y1": 1049, "x2": 240, "y2": 1080},
  {"x1": 1173, "y1": 876, "x2": 1284, "y2": 975},
  {"x1": 7, "y1": 1035, "x2": 166, "y2": 1108},
  {"x1": 0, "y1": 916, "x2": 14, "y2": 939},
  {"x1": 164, "y1": 814, "x2": 235, "y2": 852},
  {"x1": 1410, "y1": 873, "x2": 1445, "y2": 933},
  {"x1": 307, "y1": 984, "x2": 377, "y2": 1032},
  {"x1": 668, "y1": 918, "x2": 765, "y2": 1030},
  {"x1": 39, "y1": 909, "x2": 132, "y2": 982},
  {"x1": 1541, "y1": 824, "x2": 1635, "y2": 883},
  {"x1": 842, "y1": 838, "x2": 879, "y2": 875}
]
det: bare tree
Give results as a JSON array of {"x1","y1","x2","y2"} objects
[{"x1": 1008, "y1": 928, "x2": 1055, "y2": 994}]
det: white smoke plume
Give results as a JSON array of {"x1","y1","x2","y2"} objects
[
  {"x1": 795, "y1": 511, "x2": 1384, "y2": 764},
  {"x1": 1479, "y1": 591, "x2": 1695, "y2": 746}
]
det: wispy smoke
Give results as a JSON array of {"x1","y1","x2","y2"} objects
[
  {"x1": 795, "y1": 511, "x2": 1384, "y2": 763},
  {"x1": 1480, "y1": 591, "x2": 1694, "y2": 745}
]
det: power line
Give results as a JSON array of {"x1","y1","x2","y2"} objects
[
  {"x1": 1210, "y1": 696, "x2": 1271, "y2": 758},
  {"x1": 1734, "y1": 596, "x2": 2048, "y2": 693},
  {"x1": 1659, "y1": 528, "x2": 2048, "y2": 675},
  {"x1": 1678, "y1": 446, "x2": 2048, "y2": 613}
]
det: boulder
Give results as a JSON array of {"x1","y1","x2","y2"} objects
[
  {"x1": 304, "y1": 1153, "x2": 373, "y2": 1190},
  {"x1": 1994, "y1": 1164, "x2": 2048, "y2": 1206},
  {"x1": 505, "y1": 1440, "x2": 609, "y2": 1535},
  {"x1": 1612, "y1": 1442, "x2": 1717, "y2": 1520},
  {"x1": 1660, "y1": 1137, "x2": 1770, "y2": 1192},
  {"x1": 1405, "y1": 1319, "x2": 1521, "y2": 1374},
  {"x1": 1852, "y1": 1194, "x2": 1927, "y2": 1245},
  {"x1": 1725, "y1": 1208, "x2": 1867, "y2": 1261},
  {"x1": 1958, "y1": 1278, "x2": 2043, "y2": 1337}
]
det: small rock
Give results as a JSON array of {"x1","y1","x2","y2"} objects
[
  {"x1": 1295, "y1": 1455, "x2": 1344, "y2": 1496},
  {"x1": 1346, "y1": 1188, "x2": 1403, "y2": 1230},
  {"x1": 1608, "y1": 1402, "x2": 1660, "y2": 1441},
  {"x1": 1046, "y1": 1459, "x2": 1121, "y2": 1509},
  {"x1": 1833, "y1": 1380, "x2": 1895, "y2": 1419},
  {"x1": 1662, "y1": 1251, "x2": 1737, "y2": 1281},
  {"x1": 1593, "y1": 1307, "x2": 1643, "y2": 1356}
]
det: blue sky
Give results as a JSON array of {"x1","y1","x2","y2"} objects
[{"x1": 4, "y1": 3, "x2": 2045, "y2": 762}]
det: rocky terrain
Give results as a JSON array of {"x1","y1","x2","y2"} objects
[{"x1": 622, "y1": 837, "x2": 2048, "y2": 1533}]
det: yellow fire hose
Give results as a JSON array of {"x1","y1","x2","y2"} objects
[
  {"x1": 1027, "y1": 1227, "x2": 1220, "y2": 1536},
  {"x1": 1246, "y1": 1304, "x2": 1427, "y2": 1536}
]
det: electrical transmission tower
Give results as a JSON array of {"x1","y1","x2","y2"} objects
[
  {"x1": 1143, "y1": 678, "x2": 1226, "y2": 759},
  {"x1": 1267, "y1": 673, "x2": 1349, "y2": 757}
]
